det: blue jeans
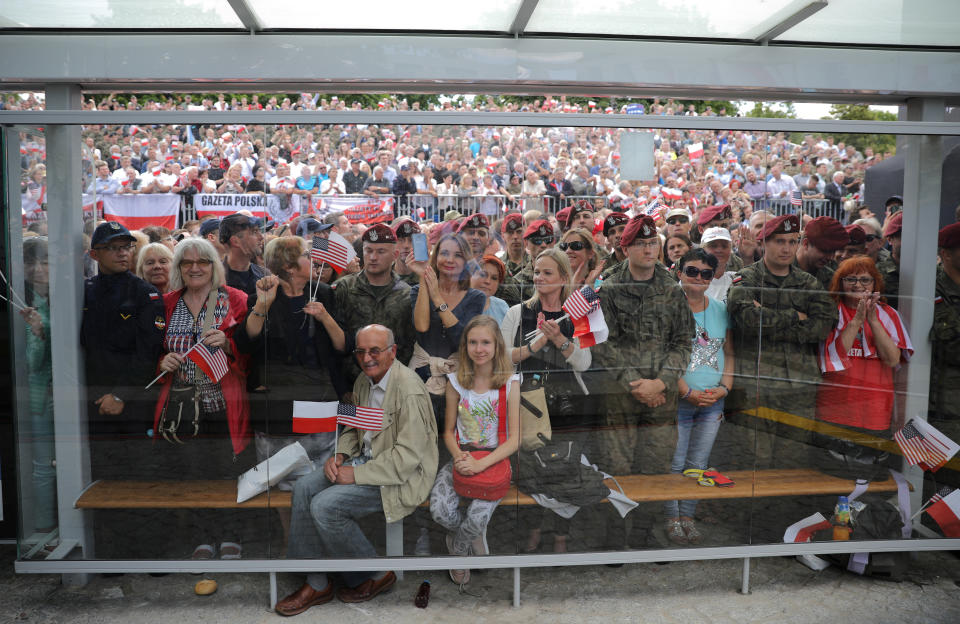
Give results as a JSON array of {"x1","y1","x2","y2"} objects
[
  {"x1": 663, "y1": 398, "x2": 724, "y2": 519},
  {"x1": 287, "y1": 459, "x2": 385, "y2": 588}
]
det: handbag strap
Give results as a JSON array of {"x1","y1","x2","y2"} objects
[{"x1": 497, "y1": 384, "x2": 507, "y2": 446}]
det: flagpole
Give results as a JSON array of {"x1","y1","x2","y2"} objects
[
  {"x1": 910, "y1": 500, "x2": 932, "y2": 521},
  {"x1": 144, "y1": 340, "x2": 205, "y2": 390},
  {"x1": 0, "y1": 292, "x2": 28, "y2": 312},
  {"x1": 312, "y1": 262, "x2": 326, "y2": 301},
  {"x1": 0, "y1": 267, "x2": 29, "y2": 308}
]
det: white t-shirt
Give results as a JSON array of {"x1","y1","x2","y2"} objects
[
  {"x1": 706, "y1": 271, "x2": 736, "y2": 303},
  {"x1": 447, "y1": 373, "x2": 519, "y2": 449}
]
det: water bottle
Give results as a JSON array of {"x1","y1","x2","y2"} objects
[{"x1": 832, "y1": 496, "x2": 851, "y2": 540}]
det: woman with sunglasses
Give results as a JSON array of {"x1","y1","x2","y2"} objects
[
  {"x1": 559, "y1": 228, "x2": 602, "y2": 289},
  {"x1": 665, "y1": 248, "x2": 734, "y2": 546},
  {"x1": 816, "y1": 256, "x2": 912, "y2": 434}
]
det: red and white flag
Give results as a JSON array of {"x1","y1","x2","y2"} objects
[
  {"x1": 686, "y1": 142, "x2": 704, "y2": 160},
  {"x1": 292, "y1": 401, "x2": 339, "y2": 434},
  {"x1": 572, "y1": 306, "x2": 608, "y2": 348},
  {"x1": 337, "y1": 403, "x2": 385, "y2": 431},
  {"x1": 783, "y1": 512, "x2": 832, "y2": 543},
  {"x1": 562, "y1": 286, "x2": 601, "y2": 320},
  {"x1": 310, "y1": 231, "x2": 355, "y2": 273},
  {"x1": 894, "y1": 418, "x2": 959, "y2": 472},
  {"x1": 187, "y1": 343, "x2": 229, "y2": 383},
  {"x1": 661, "y1": 187, "x2": 682, "y2": 201},
  {"x1": 102, "y1": 194, "x2": 179, "y2": 230},
  {"x1": 926, "y1": 488, "x2": 960, "y2": 537}
]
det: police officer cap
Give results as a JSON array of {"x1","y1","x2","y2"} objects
[
  {"x1": 198, "y1": 218, "x2": 221, "y2": 238},
  {"x1": 845, "y1": 224, "x2": 867, "y2": 246},
  {"x1": 523, "y1": 219, "x2": 553, "y2": 240},
  {"x1": 619, "y1": 215, "x2": 657, "y2": 248},
  {"x1": 502, "y1": 212, "x2": 524, "y2": 233},
  {"x1": 296, "y1": 218, "x2": 333, "y2": 237},
  {"x1": 759, "y1": 214, "x2": 800, "y2": 241},
  {"x1": 219, "y1": 213, "x2": 261, "y2": 244},
  {"x1": 91, "y1": 221, "x2": 136, "y2": 248},
  {"x1": 555, "y1": 207, "x2": 571, "y2": 229},
  {"x1": 883, "y1": 212, "x2": 902, "y2": 237},
  {"x1": 457, "y1": 213, "x2": 489, "y2": 233},
  {"x1": 392, "y1": 218, "x2": 421, "y2": 238},
  {"x1": 938, "y1": 222, "x2": 960, "y2": 249},
  {"x1": 361, "y1": 223, "x2": 397, "y2": 244},
  {"x1": 602, "y1": 212, "x2": 630, "y2": 237},
  {"x1": 697, "y1": 204, "x2": 732, "y2": 227},
  {"x1": 885, "y1": 195, "x2": 903, "y2": 208},
  {"x1": 804, "y1": 216, "x2": 848, "y2": 252}
]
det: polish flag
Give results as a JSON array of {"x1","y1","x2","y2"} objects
[
  {"x1": 926, "y1": 488, "x2": 960, "y2": 537},
  {"x1": 661, "y1": 187, "x2": 683, "y2": 201},
  {"x1": 783, "y1": 512, "x2": 832, "y2": 543},
  {"x1": 292, "y1": 401, "x2": 339, "y2": 434},
  {"x1": 687, "y1": 142, "x2": 704, "y2": 160},
  {"x1": 572, "y1": 306, "x2": 608, "y2": 348},
  {"x1": 102, "y1": 195, "x2": 179, "y2": 230}
]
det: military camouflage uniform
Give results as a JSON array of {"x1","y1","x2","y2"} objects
[
  {"x1": 396, "y1": 271, "x2": 420, "y2": 288},
  {"x1": 505, "y1": 255, "x2": 527, "y2": 279},
  {"x1": 496, "y1": 273, "x2": 524, "y2": 307},
  {"x1": 333, "y1": 270, "x2": 414, "y2": 385},
  {"x1": 792, "y1": 258, "x2": 835, "y2": 291},
  {"x1": 930, "y1": 266, "x2": 960, "y2": 426},
  {"x1": 726, "y1": 253, "x2": 744, "y2": 273},
  {"x1": 726, "y1": 261, "x2": 835, "y2": 467},
  {"x1": 876, "y1": 254, "x2": 900, "y2": 308},
  {"x1": 591, "y1": 263, "x2": 694, "y2": 476}
]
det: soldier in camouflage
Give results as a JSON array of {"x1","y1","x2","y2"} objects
[
  {"x1": 877, "y1": 212, "x2": 902, "y2": 308},
  {"x1": 599, "y1": 212, "x2": 629, "y2": 277},
  {"x1": 793, "y1": 216, "x2": 847, "y2": 290},
  {"x1": 500, "y1": 213, "x2": 527, "y2": 278},
  {"x1": 930, "y1": 223, "x2": 960, "y2": 488},
  {"x1": 727, "y1": 214, "x2": 835, "y2": 468},
  {"x1": 514, "y1": 219, "x2": 556, "y2": 299},
  {"x1": 333, "y1": 224, "x2": 414, "y2": 389}
]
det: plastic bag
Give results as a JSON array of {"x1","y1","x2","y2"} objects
[{"x1": 236, "y1": 441, "x2": 313, "y2": 503}]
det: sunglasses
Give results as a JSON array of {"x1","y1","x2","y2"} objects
[
  {"x1": 353, "y1": 346, "x2": 392, "y2": 358},
  {"x1": 558, "y1": 241, "x2": 588, "y2": 252},
  {"x1": 529, "y1": 237, "x2": 554, "y2": 246},
  {"x1": 666, "y1": 217, "x2": 689, "y2": 225},
  {"x1": 683, "y1": 266, "x2": 715, "y2": 280}
]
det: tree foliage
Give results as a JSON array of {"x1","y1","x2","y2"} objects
[{"x1": 826, "y1": 104, "x2": 898, "y2": 156}]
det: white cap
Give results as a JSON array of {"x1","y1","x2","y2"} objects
[
  {"x1": 666, "y1": 208, "x2": 691, "y2": 221},
  {"x1": 700, "y1": 226, "x2": 733, "y2": 245}
]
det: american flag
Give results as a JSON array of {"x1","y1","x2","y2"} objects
[
  {"x1": 894, "y1": 419, "x2": 955, "y2": 472},
  {"x1": 310, "y1": 231, "x2": 353, "y2": 273},
  {"x1": 187, "y1": 343, "x2": 229, "y2": 383},
  {"x1": 337, "y1": 403, "x2": 385, "y2": 431},
  {"x1": 562, "y1": 286, "x2": 601, "y2": 320},
  {"x1": 790, "y1": 190, "x2": 803, "y2": 207}
]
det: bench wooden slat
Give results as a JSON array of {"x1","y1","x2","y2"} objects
[{"x1": 75, "y1": 469, "x2": 902, "y2": 510}]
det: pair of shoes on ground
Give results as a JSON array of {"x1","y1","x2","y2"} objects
[
  {"x1": 664, "y1": 518, "x2": 703, "y2": 545},
  {"x1": 274, "y1": 572, "x2": 397, "y2": 616},
  {"x1": 191, "y1": 542, "x2": 242, "y2": 561}
]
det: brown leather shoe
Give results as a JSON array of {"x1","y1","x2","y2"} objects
[
  {"x1": 336, "y1": 571, "x2": 396, "y2": 603},
  {"x1": 275, "y1": 582, "x2": 335, "y2": 616}
]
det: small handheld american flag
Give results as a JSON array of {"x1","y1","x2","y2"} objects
[
  {"x1": 790, "y1": 190, "x2": 802, "y2": 208},
  {"x1": 562, "y1": 286, "x2": 601, "y2": 320},
  {"x1": 894, "y1": 419, "x2": 955, "y2": 472},
  {"x1": 187, "y1": 343, "x2": 229, "y2": 383},
  {"x1": 336, "y1": 403, "x2": 385, "y2": 431},
  {"x1": 310, "y1": 232, "x2": 354, "y2": 273}
]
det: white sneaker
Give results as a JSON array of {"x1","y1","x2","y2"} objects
[{"x1": 414, "y1": 528, "x2": 431, "y2": 557}]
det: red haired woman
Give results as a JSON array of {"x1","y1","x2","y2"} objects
[{"x1": 816, "y1": 256, "x2": 913, "y2": 433}]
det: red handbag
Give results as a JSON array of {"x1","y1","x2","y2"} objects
[{"x1": 453, "y1": 385, "x2": 512, "y2": 501}]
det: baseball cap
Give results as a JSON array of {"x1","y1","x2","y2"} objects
[
  {"x1": 198, "y1": 218, "x2": 221, "y2": 238},
  {"x1": 297, "y1": 218, "x2": 333, "y2": 237},
  {"x1": 700, "y1": 227, "x2": 733, "y2": 245}
]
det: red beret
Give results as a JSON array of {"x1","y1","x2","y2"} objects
[
  {"x1": 760, "y1": 214, "x2": 800, "y2": 241},
  {"x1": 361, "y1": 223, "x2": 397, "y2": 244},
  {"x1": 457, "y1": 213, "x2": 489, "y2": 233},
  {"x1": 502, "y1": 212, "x2": 524, "y2": 233},
  {"x1": 939, "y1": 222, "x2": 960, "y2": 249},
  {"x1": 697, "y1": 204, "x2": 732, "y2": 227},
  {"x1": 523, "y1": 219, "x2": 554, "y2": 240},
  {"x1": 804, "y1": 217, "x2": 848, "y2": 252},
  {"x1": 620, "y1": 215, "x2": 658, "y2": 248},
  {"x1": 392, "y1": 218, "x2": 421, "y2": 238},
  {"x1": 883, "y1": 212, "x2": 903, "y2": 237},
  {"x1": 555, "y1": 207, "x2": 571, "y2": 228},
  {"x1": 603, "y1": 212, "x2": 630, "y2": 237},
  {"x1": 845, "y1": 224, "x2": 866, "y2": 245},
  {"x1": 567, "y1": 200, "x2": 593, "y2": 226}
]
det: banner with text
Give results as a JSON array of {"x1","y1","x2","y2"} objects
[
  {"x1": 103, "y1": 194, "x2": 180, "y2": 230},
  {"x1": 193, "y1": 193, "x2": 272, "y2": 220},
  {"x1": 313, "y1": 195, "x2": 394, "y2": 225}
]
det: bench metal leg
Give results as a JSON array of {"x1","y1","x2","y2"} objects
[
  {"x1": 270, "y1": 572, "x2": 278, "y2": 610},
  {"x1": 513, "y1": 567, "x2": 521, "y2": 607},
  {"x1": 386, "y1": 520, "x2": 404, "y2": 580},
  {"x1": 740, "y1": 558, "x2": 751, "y2": 595}
]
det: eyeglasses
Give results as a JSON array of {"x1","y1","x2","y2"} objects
[
  {"x1": 666, "y1": 217, "x2": 689, "y2": 225},
  {"x1": 683, "y1": 266, "x2": 715, "y2": 280},
  {"x1": 96, "y1": 243, "x2": 135, "y2": 254},
  {"x1": 842, "y1": 276, "x2": 875, "y2": 286},
  {"x1": 864, "y1": 234, "x2": 880, "y2": 242},
  {"x1": 630, "y1": 239, "x2": 661, "y2": 249},
  {"x1": 179, "y1": 258, "x2": 213, "y2": 269},
  {"x1": 528, "y1": 237, "x2": 553, "y2": 246},
  {"x1": 558, "y1": 241, "x2": 588, "y2": 252},
  {"x1": 353, "y1": 346, "x2": 393, "y2": 358}
]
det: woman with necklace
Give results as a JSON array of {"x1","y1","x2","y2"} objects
[{"x1": 664, "y1": 248, "x2": 735, "y2": 546}]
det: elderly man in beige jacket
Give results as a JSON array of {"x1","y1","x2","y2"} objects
[{"x1": 277, "y1": 324, "x2": 438, "y2": 616}]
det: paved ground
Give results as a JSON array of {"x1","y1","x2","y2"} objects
[{"x1": 3, "y1": 545, "x2": 959, "y2": 624}]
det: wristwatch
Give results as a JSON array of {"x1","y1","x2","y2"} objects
[
  {"x1": 559, "y1": 340, "x2": 572, "y2": 351},
  {"x1": 111, "y1": 394, "x2": 124, "y2": 404},
  {"x1": 436, "y1": 302, "x2": 449, "y2": 313}
]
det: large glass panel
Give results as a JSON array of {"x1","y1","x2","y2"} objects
[{"x1": 0, "y1": 0, "x2": 243, "y2": 29}]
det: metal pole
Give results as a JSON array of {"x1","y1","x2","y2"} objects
[
  {"x1": 513, "y1": 567, "x2": 521, "y2": 607},
  {"x1": 740, "y1": 557, "x2": 751, "y2": 595},
  {"x1": 269, "y1": 571, "x2": 277, "y2": 609}
]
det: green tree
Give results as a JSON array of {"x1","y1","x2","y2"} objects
[
  {"x1": 744, "y1": 101, "x2": 797, "y2": 118},
  {"x1": 827, "y1": 104, "x2": 897, "y2": 156}
]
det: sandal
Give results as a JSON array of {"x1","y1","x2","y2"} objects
[
  {"x1": 680, "y1": 518, "x2": 702, "y2": 545},
  {"x1": 664, "y1": 519, "x2": 688, "y2": 545},
  {"x1": 191, "y1": 544, "x2": 215, "y2": 560},
  {"x1": 219, "y1": 542, "x2": 242, "y2": 560},
  {"x1": 702, "y1": 469, "x2": 735, "y2": 487},
  {"x1": 682, "y1": 469, "x2": 715, "y2": 487}
]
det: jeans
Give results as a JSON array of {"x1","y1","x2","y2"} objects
[
  {"x1": 287, "y1": 459, "x2": 385, "y2": 588},
  {"x1": 663, "y1": 398, "x2": 724, "y2": 519}
]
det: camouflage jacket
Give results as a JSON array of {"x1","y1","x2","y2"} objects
[
  {"x1": 792, "y1": 258, "x2": 835, "y2": 292},
  {"x1": 876, "y1": 254, "x2": 900, "y2": 307},
  {"x1": 505, "y1": 255, "x2": 527, "y2": 279},
  {"x1": 930, "y1": 267, "x2": 960, "y2": 420},
  {"x1": 496, "y1": 274, "x2": 524, "y2": 307},
  {"x1": 333, "y1": 270, "x2": 414, "y2": 384},
  {"x1": 591, "y1": 263, "x2": 694, "y2": 397},
  {"x1": 727, "y1": 261, "x2": 835, "y2": 389}
]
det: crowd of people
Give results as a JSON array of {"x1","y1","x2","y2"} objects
[{"x1": 12, "y1": 107, "x2": 960, "y2": 615}]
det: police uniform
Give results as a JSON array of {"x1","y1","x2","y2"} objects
[{"x1": 726, "y1": 215, "x2": 835, "y2": 468}]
